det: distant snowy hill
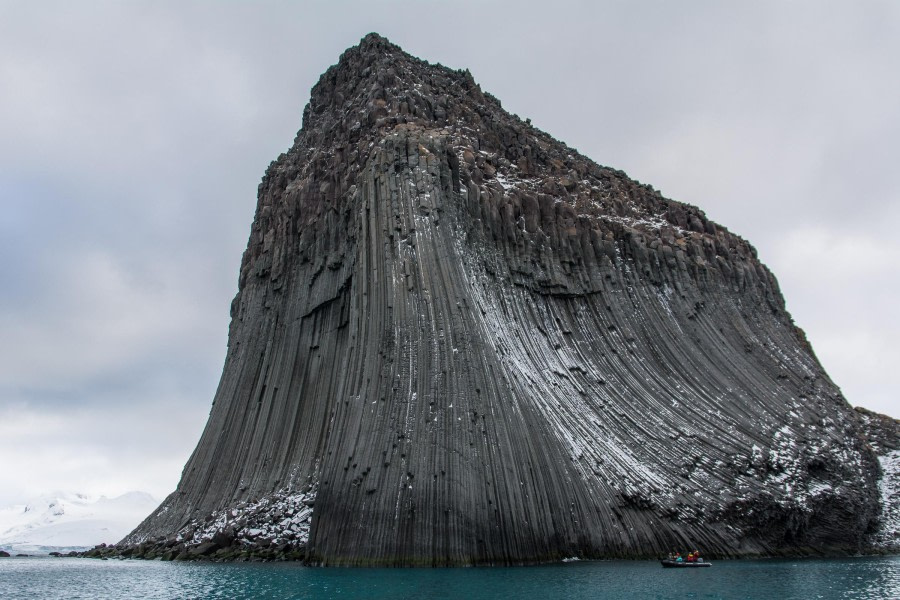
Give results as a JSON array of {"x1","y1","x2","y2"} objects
[{"x1": 0, "y1": 491, "x2": 158, "y2": 554}]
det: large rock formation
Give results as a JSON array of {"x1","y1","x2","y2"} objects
[{"x1": 123, "y1": 34, "x2": 897, "y2": 565}]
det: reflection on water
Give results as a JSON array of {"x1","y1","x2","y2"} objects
[{"x1": 0, "y1": 555, "x2": 897, "y2": 599}]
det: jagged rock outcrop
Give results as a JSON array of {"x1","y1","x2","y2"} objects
[{"x1": 122, "y1": 34, "x2": 893, "y2": 565}]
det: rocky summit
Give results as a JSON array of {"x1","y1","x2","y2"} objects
[{"x1": 121, "y1": 34, "x2": 898, "y2": 565}]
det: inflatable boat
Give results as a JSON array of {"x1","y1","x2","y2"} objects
[{"x1": 661, "y1": 559, "x2": 711, "y2": 568}]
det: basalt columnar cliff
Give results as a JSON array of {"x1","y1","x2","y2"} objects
[{"x1": 122, "y1": 34, "x2": 899, "y2": 565}]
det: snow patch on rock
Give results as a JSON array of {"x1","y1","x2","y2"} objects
[
  {"x1": 179, "y1": 487, "x2": 317, "y2": 549},
  {"x1": 873, "y1": 450, "x2": 900, "y2": 550}
]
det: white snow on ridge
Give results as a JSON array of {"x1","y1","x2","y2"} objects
[{"x1": 0, "y1": 491, "x2": 158, "y2": 554}]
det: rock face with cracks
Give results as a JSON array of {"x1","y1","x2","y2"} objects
[{"x1": 123, "y1": 34, "x2": 896, "y2": 565}]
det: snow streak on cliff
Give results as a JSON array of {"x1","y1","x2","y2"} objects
[{"x1": 124, "y1": 34, "x2": 890, "y2": 565}]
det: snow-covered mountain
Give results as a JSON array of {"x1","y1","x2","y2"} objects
[{"x1": 0, "y1": 491, "x2": 158, "y2": 554}]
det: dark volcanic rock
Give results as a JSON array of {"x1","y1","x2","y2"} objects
[
  {"x1": 856, "y1": 407, "x2": 900, "y2": 552},
  {"x1": 123, "y1": 34, "x2": 889, "y2": 565},
  {"x1": 856, "y1": 407, "x2": 900, "y2": 454}
]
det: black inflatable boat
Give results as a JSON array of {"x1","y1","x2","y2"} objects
[{"x1": 661, "y1": 559, "x2": 711, "y2": 568}]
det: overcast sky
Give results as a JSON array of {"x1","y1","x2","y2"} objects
[{"x1": 1, "y1": 1, "x2": 897, "y2": 506}]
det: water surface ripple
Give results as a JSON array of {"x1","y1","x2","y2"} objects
[{"x1": 1, "y1": 556, "x2": 898, "y2": 599}]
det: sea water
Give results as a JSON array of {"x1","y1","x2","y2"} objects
[{"x1": 1, "y1": 556, "x2": 898, "y2": 599}]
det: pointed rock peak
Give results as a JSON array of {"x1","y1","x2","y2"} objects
[
  {"x1": 300, "y1": 34, "x2": 484, "y2": 143},
  {"x1": 330, "y1": 32, "x2": 404, "y2": 74},
  {"x1": 356, "y1": 32, "x2": 397, "y2": 54},
  {"x1": 283, "y1": 36, "x2": 719, "y2": 258}
]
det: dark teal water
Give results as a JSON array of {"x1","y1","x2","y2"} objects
[{"x1": 1, "y1": 556, "x2": 898, "y2": 599}]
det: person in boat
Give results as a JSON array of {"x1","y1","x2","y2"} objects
[
  {"x1": 675, "y1": 552, "x2": 683, "y2": 562},
  {"x1": 686, "y1": 552, "x2": 695, "y2": 562}
]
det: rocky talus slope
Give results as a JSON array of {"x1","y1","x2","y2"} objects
[{"x1": 120, "y1": 34, "x2": 895, "y2": 565}]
